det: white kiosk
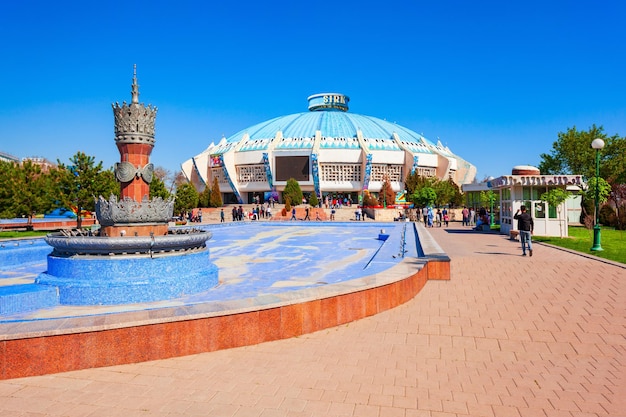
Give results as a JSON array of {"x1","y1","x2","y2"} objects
[{"x1": 491, "y1": 166, "x2": 583, "y2": 237}]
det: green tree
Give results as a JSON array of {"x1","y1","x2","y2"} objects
[
  {"x1": 540, "y1": 188, "x2": 571, "y2": 238},
  {"x1": 94, "y1": 169, "x2": 120, "y2": 200},
  {"x1": 404, "y1": 171, "x2": 431, "y2": 195},
  {"x1": 580, "y1": 176, "x2": 611, "y2": 227},
  {"x1": 433, "y1": 179, "x2": 459, "y2": 207},
  {"x1": 197, "y1": 186, "x2": 210, "y2": 208},
  {"x1": 539, "y1": 125, "x2": 625, "y2": 183},
  {"x1": 209, "y1": 177, "x2": 223, "y2": 207},
  {"x1": 404, "y1": 173, "x2": 463, "y2": 208},
  {"x1": 603, "y1": 136, "x2": 626, "y2": 185},
  {"x1": 309, "y1": 192, "x2": 319, "y2": 208},
  {"x1": 282, "y1": 178, "x2": 303, "y2": 207},
  {"x1": 174, "y1": 182, "x2": 199, "y2": 214},
  {"x1": 0, "y1": 160, "x2": 54, "y2": 227},
  {"x1": 412, "y1": 187, "x2": 437, "y2": 207},
  {"x1": 480, "y1": 190, "x2": 498, "y2": 225},
  {"x1": 0, "y1": 161, "x2": 13, "y2": 218},
  {"x1": 150, "y1": 176, "x2": 172, "y2": 200},
  {"x1": 55, "y1": 152, "x2": 114, "y2": 229}
]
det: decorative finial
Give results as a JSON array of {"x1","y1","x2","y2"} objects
[{"x1": 131, "y1": 64, "x2": 139, "y2": 104}]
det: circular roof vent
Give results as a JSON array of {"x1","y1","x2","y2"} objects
[
  {"x1": 307, "y1": 93, "x2": 349, "y2": 112},
  {"x1": 512, "y1": 165, "x2": 540, "y2": 175}
]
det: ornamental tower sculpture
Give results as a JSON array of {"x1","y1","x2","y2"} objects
[
  {"x1": 95, "y1": 65, "x2": 174, "y2": 237},
  {"x1": 112, "y1": 64, "x2": 157, "y2": 201},
  {"x1": 39, "y1": 66, "x2": 214, "y2": 307}
]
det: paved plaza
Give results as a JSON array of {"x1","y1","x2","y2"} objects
[{"x1": 0, "y1": 223, "x2": 623, "y2": 416}]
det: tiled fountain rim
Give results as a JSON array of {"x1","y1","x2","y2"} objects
[
  {"x1": 0, "y1": 258, "x2": 426, "y2": 341},
  {"x1": 0, "y1": 223, "x2": 446, "y2": 342}
]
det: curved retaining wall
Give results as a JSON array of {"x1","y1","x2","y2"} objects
[{"x1": 0, "y1": 225, "x2": 449, "y2": 380}]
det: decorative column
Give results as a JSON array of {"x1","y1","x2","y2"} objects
[
  {"x1": 97, "y1": 65, "x2": 172, "y2": 237},
  {"x1": 112, "y1": 65, "x2": 157, "y2": 202}
]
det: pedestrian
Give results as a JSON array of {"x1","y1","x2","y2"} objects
[
  {"x1": 514, "y1": 205, "x2": 534, "y2": 256},
  {"x1": 198, "y1": 208, "x2": 203, "y2": 223},
  {"x1": 304, "y1": 206, "x2": 310, "y2": 220},
  {"x1": 291, "y1": 207, "x2": 297, "y2": 221},
  {"x1": 427, "y1": 207, "x2": 434, "y2": 228},
  {"x1": 422, "y1": 206, "x2": 428, "y2": 224},
  {"x1": 442, "y1": 208, "x2": 449, "y2": 227},
  {"x1": 462, "y1": 206, "x2": 469, "y2": 226},
  {"x1": 220, "y1": 208, "x2": 225, "y2": 223}
]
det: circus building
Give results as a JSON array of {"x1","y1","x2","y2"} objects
[{"x1": 182, "y1": 93, "x2": 476, "y2": 204}]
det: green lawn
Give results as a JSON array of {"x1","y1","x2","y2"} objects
[
  {"x1": 534, "y1": 226, "x2": 626, "y2": 264},
  {"x1": 0, "y1": 230, "x2": 49, "y2": 239}
]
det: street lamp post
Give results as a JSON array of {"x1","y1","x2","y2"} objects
[{"x1": 591, "y1": 138, "x2": 605, "y2": 251}]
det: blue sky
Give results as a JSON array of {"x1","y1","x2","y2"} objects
[{"x1": 1, "y1": 0, "x2": 624, "y2": 181}]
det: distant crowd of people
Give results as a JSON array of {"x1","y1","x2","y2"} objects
[
  {"x1": 178, "y1": 201, "x2": 499, "y2": 228},
  {"x1": 420, "y1": 206, "x2": 451, "y2": 228},
  {"x1": 231, "y1": 203, "x2": 273, "y2": 221}
]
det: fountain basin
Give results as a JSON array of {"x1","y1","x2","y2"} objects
[
  {"x1": 34, "y1": 230, "x2": 218, "y2": 305},
  {"x1": 36, "y1": 249, "x2": 218, "y2": 305}
]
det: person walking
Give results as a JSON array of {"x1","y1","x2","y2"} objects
[
  {"x1": 461, "y1": 206, "x2": 469, "y2": 226},
  {"x1": 514, "y1": 205, "x2": 534, "y2": 256},
  {"x1": 427, "y1": 207, "x2": 434, "y2": 228},
  {"x1": 291, "y1": 207, "x2": 297, "y2": 221},
  {"x1": 303, "y1": 206, "x2": 310, "y2": 221},
  {"x1": 220, "y1": 208, "x2": 225, "y2": 223}
]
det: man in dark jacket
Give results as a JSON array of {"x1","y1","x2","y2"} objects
[{"x1": 514, "y1": 205, "x2": 534, "y2": 256}]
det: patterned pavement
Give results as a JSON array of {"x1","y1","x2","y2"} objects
[{"x1": 0, "y1": 223, "x2": 624, "y2": 416}]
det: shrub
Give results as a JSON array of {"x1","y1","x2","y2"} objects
[
  {"x1": 282, "y1": 179, "x2": 303, "y2": 207},
  {"x1": 599, "y1": 204, "x2": 615, "y2": 226},
  {"x1": 362, "y1": 191, "x2": 378, "y2": 207}
]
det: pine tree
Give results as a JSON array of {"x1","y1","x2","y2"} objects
[
  {"x1": 197, "y1": 186, "x2": 210, "y2": 208},
  {"x1": 282, "y1": 178, "x2": 303, "y2": 207},
  {"x1": 209, "y1": 177, "x2": 223, "y2": 207}
]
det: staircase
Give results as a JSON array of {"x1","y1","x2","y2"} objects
[{"x1": 192, "y1": 205, "x2": 373, "y2": 223}]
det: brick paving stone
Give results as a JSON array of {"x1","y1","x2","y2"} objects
[{"x1": 1, "y1": 224, "x2": 625, "y2": 416}]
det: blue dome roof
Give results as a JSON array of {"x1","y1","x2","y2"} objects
[
  {"x1": 226, "y1": 111, "x2": 432, "y2": 143},
  {"x1": 221, "y1": 93, "x2": 437, "y2": 154}
]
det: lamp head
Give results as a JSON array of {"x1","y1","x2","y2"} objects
[{"x1": 591, "y1": 138, "x2": 605, "y2": 150}]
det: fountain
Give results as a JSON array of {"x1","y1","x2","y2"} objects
[
  {"x1": 35, "y1": 66, "x2": 217, "y2": 305},
  {"x1": 0, "y1": 67, "x2": 449, "y2": 381}
]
